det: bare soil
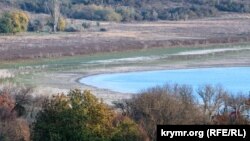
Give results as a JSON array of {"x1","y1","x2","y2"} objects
[
  {"x1": 1, "y1": 14, "x2": 250, "y2": 60},
  {"x1": 1, "y1": 14, "x2": 250, "y2": 103}
]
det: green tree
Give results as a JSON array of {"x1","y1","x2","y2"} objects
[
  {"x1": 111, "y1": 116, "x2": 146, "y2": 141},
  {"x1": 0, "y1": 11, "x2": 29, "y2": 34},
  {"x1": 32, "y1": 90, "x2": 114, "y2": 141},
  {"x1": 0, "y1": 13, "x2": 13, "y2": 33},
  {"x1": 32, "y1": 89, "x2": 145, "y2": 141}
]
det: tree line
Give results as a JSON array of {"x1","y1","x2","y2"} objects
[
  {"x1": 1, "y1": 0, "x2": 250, "y2": 33},
  {"x1": 0, "y1": 87, "x2": 147, "y2": 141},
  {"x1": 3, "y1": 0, "x2": 250, "y2": 22},
  {"x1": 0, "y1": 84, "x2": 249, "y2": 141}
]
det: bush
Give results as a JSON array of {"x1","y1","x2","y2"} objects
[
  {"x1": 57, "y1": 17, "x2": 66, "y2": 31},
  {"x1": 116, "y1": 6, "x2": 136, "y2": 22},
  {"x1": 65, "y1": 25, "x2": 81, "y2": 32},
  {"x1": 0, "y1": 11, "x2": 29, "y2": 34},
  {"x1": 158, "y1": 6, "x2": 217, "y2": 21},
  {"x1": 0, "y1": 13, "x2": 13, "y2": 33},
  {"x1": 28, "y1": 19, "x2": 43, "y2": 32},
  {"x1": 215, "y1": 2, "x2": 246, "y2": 12},
  {"x1": 11, "y1": 11, "x2": 29, "y2": 33},
  {"x1": 19, "y1": 1, "x2": 47, "y2": 13},
  {"x1": 111, "y1": 116, "x2": 147, "y2": 141},
  {"x1": 82, "y1": 22, "x2": 91, "y2": 29},
  {"x1": 104, "y1": 10, "x2": 122, "y2": 22},
  {"x1": 100, "y1": 28, "x2": 107, "y2": 32},
  {"x1": 68, "y1": 4, "x2": 122, "y2": 22},
  {"x1": 0, "y1": 87, "x2": 31, "y2": 141},
  {"x1": 140, "y1": 8, "x2": 158, "y2": 21}
]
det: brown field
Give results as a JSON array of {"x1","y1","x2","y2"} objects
[
  {"x1": 1, "y1": 14, "x2": 250, "y2": 60},
  {"x1": 1, "y1": 14, "x2": 250, "y2": 103}
]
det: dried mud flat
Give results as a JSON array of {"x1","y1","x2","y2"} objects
[
  {"x1": 1, "y1": 14, "x2": 250, "y2": 103},
  {"x1": 1, "y1": 14, "x2": 250, "y2": 60}
]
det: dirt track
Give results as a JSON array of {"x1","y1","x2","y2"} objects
[{"x1": 1, "y1": 14, "x2": 250, "y2": 60}]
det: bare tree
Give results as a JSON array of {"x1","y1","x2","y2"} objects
[
  {"x1": 0, "y1": 88, "x2": 31, "y2": 141},
  {"x1": 45, "y1": 0, "x2": 60, "y2": 32},
  {"x1": 197, "y1": 85, "x2": 226, "y2": 124},
  {"x1": 116, "y1": 84, "x2": 203, "y2": 141}
]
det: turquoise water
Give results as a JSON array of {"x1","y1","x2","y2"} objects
[{"x1": 79, "y1": 67, "x2": 250, "y2": 94}]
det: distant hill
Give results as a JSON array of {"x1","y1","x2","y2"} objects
[{"x1": 1, "y1": 0, "x2": 250, "y2": 21}]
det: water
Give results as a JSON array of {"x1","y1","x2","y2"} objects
[{"x1": 79, "y1": 67, "x2": 250, "y2": 94}]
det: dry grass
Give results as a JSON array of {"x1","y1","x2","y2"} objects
[
  {"x1": 0, "y1": 14, "x2": 250, "y2": 60},
  {"x1": 1, "y1": 14, "x2": 250, "y2": 102}
]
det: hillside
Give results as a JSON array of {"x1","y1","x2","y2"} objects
[{"x1": 1, "y1": 0, "x2": 250, "y2": 21}]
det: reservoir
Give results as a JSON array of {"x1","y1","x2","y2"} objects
[{"x1": 79, "y1": 67, "x2": 250, "y2": 95}]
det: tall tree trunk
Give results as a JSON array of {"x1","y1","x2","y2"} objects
[{"x1": 52, "y1": 0, "x2": 59, "y2": 32}]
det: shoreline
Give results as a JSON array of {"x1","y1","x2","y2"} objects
[
  {"x1": 73, "y1": 62, "x2": 250, "y2": 95},
  {"x1": 2, "y1": 48, "x2": 249, "y2": 105},
  {"x1": 2, "y1": 53, "x2": 250, "y2": 105}
]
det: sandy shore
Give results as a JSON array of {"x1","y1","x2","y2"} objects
[
  {"x1": 1, "y1": 14, "x2": 250, "y2": 104},
  {"x1": 1, "y1": 45, "x2": 250, "y2": 104},
  {"x1": 31, "y1": 58, "x2": 250, "y2": 105}
]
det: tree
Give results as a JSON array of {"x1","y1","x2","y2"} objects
[
  {"x1": 28, "y1": 19, "x2": 43, "y2": 32},
  {"x1": 11, "y1": 11, "x2": 29, "y2": 33},
  {"x1": 0, "y1": 88, "x2": 30, "y2": 141},
  {"x1": 46, "y1": 0, "x2": 60, "y2": 32},
  {"x1": 115, "y1": 6, "x2": 136, "y2": 22},
  {"x1": 197, "y1": 85, "x2": 226, "y2": 124},
  {"x1": 57, "y1": 17, "x2": 66, "y2": 31},
  {"x1": 111, "y1": 116, "x2": 147, "y2": 141},
  {"x1": 52, "y1": 0, "x2": 60, "y2": 32},
  {"x1": 0, "y1": 13, "x2": 14, "y2": 33},
  {"x1": 211, "y1": 94, "x2": 250, "y2": 125},
  {"x1": 32, "y1": 89, "x2": 145, "y2": 141},
  {"x1": 0, "y1": 11, "x2": 29, "y2": 34},
  {"x1": 117, "y1": 84, "x2": 203, "y2": 141}
]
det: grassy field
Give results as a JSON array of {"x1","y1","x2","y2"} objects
[{"x1": 1, "y1": 42, "x2": 250, "y2": 85}]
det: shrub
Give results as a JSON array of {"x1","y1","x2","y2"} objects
[
  {"x1": 116, "y1": 6, "x2": 136, "y2": 22},
  {"x1": 0, "y1": 87, "x2": 31, "y2": 141},
  {"x1": 111, "y1": 116, "x2": 147, "y2": 141},
  {"x1": 94, "y1": 7, "x2": 122, "y2": 21},
  {"x1": 158, "y1": 6, "x2": 217, "y2": 21},
  {"x1": 19, "y1": 1, "x2": 47, "y2": 13},
  {"x1": 65, "y1": 25, "x2": 81, "y2": 32},
  {"x1": 215, "y1": 2, "x2": 246, "y2": 12},
  {"x1": 140, "y1": 8, "x2": 158, "y2": 21},
  {"x1": 11, "y1": 11, "x2": 29, "y2": 33},
  {"x1": 57, "y1": 17, "x2": 66, "y2": 31},
  {"x1": 104, "y1": 10, "x2": 122, "y2": 22},
  {"x1": 82, "y1": 22, "x2": 91, "y2": 29},
  {"x1": 69, "y1": 4, "x2": 122, "y2": 22},
  {"x1": 96, "y1": 21, "x2": 100, "y2": 27},
  {"x1": 0, "y1": 11, "x2": 29, "y2": 34},
  {"x1": 0, "y1": 13, "x2": 13, "y2": 33},
  {"x1": 28, "y1": 19, "x2": 43, "y2": 32},
  {"x1": 100, "y1": 28, "x2": 107, "y2": 32}
]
